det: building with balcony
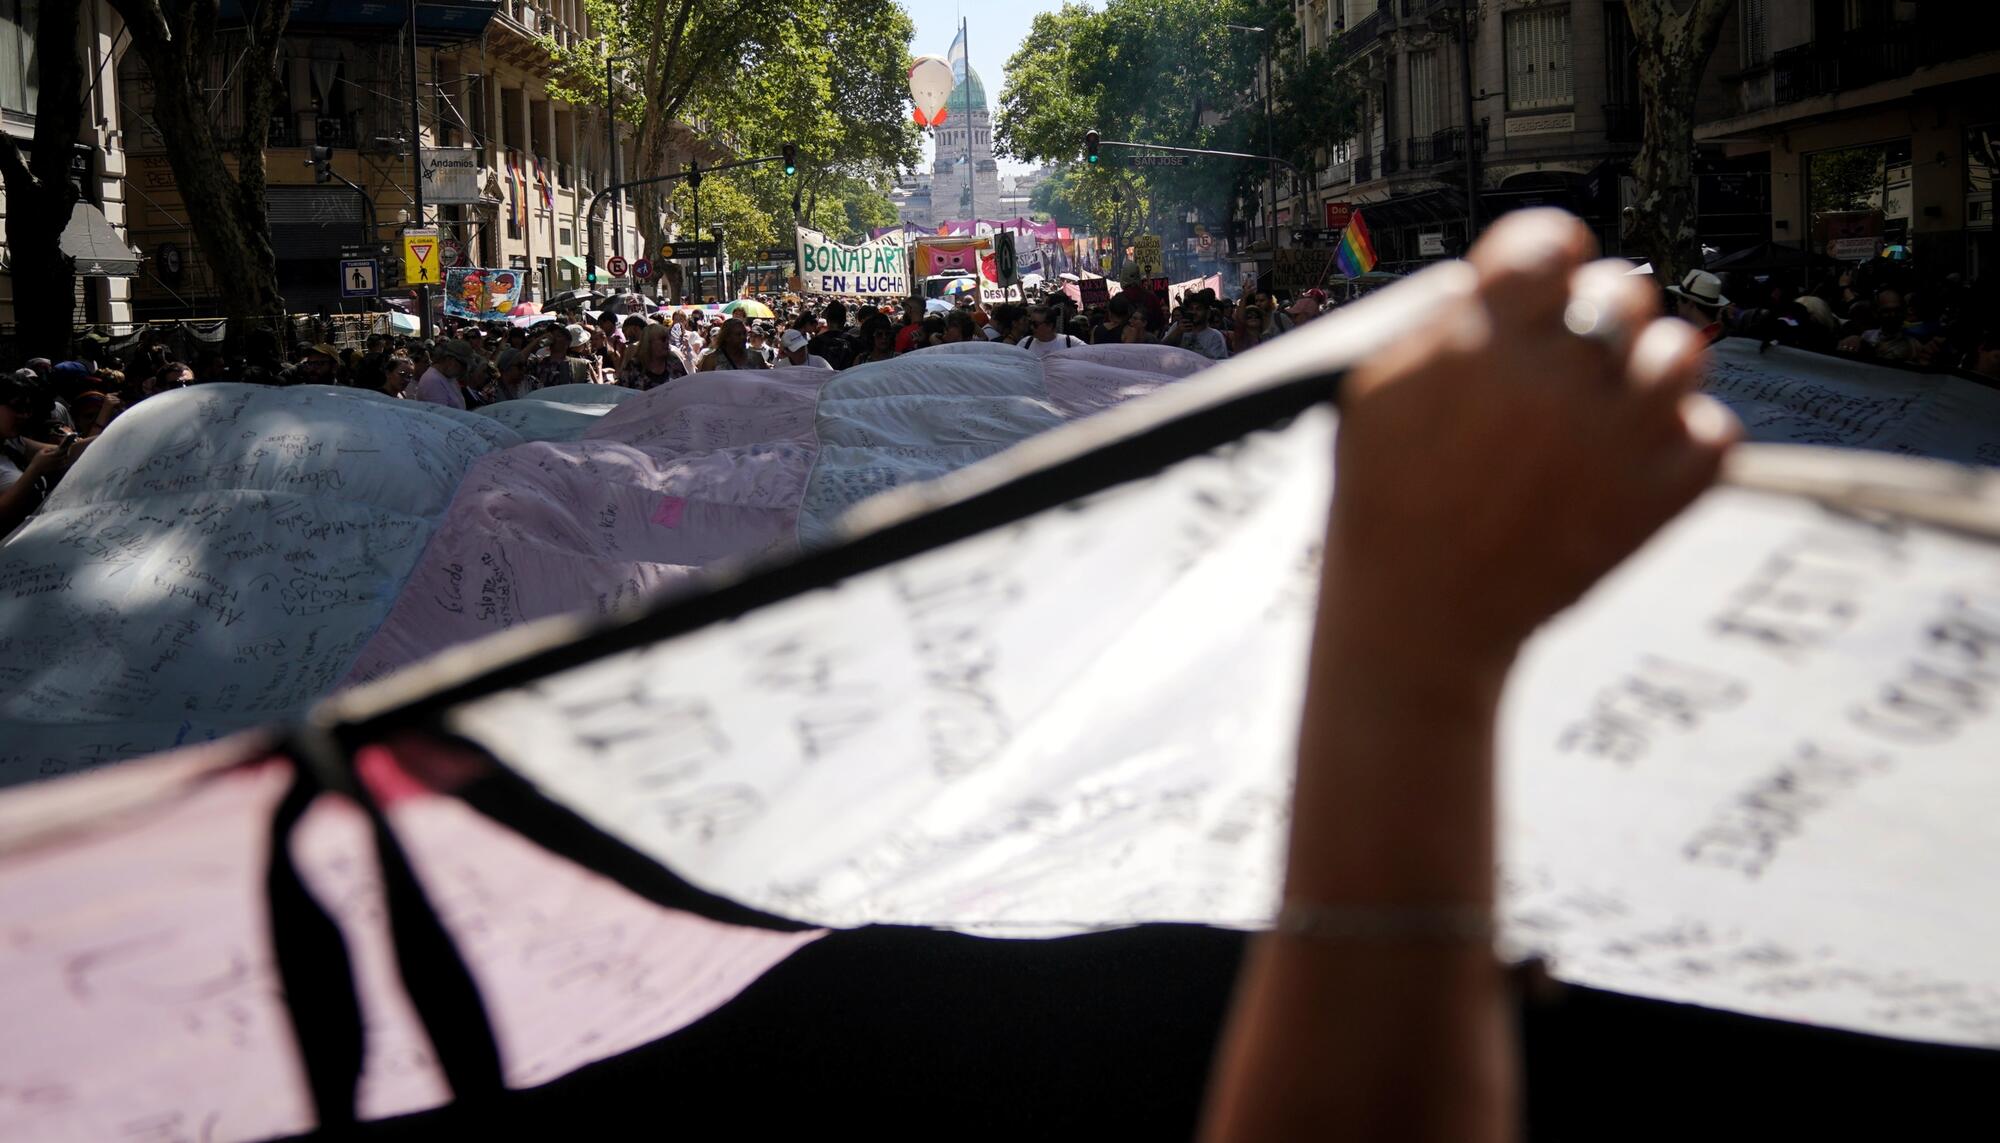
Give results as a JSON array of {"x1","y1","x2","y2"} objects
[
  {"x1": 1696, "y1": 1, "x2": 2000, "y2": 282},
  {"x1": 117, "y1": 0, "x2": 731, "y2": 320},
  {"x1": 0, "y1": 3, "x2": 140, "y2": 328},
  {"x1": 1287, "y1": 0, "x2": 1754, "y2": 272}
]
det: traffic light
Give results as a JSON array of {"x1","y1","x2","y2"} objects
[
  {"x1": 781, "y1": 143, "x2": 797, "y2": 177},
  {"x1": 587, "y1": 268, "x2": 598, "y2": 286},
  {"x1": 309, "y1": 145, "x2": 334, "y2": 184},
  {"x1": 1084, "y1": 130, "x2": 1100, "y2": 164}
]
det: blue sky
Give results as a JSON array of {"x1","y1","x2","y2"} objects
[{"x1": 899, "y1": 0, "x2": 1076, "y2": 175}]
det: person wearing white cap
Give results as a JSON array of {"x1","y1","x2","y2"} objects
[
  {"x1": 773, "y1": 327, "x2": 831, "y2": 369},
  {"x1": 1664, "y1": 269, "x2": 1730, "y2": 343}
]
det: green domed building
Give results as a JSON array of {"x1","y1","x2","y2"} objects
[{"x1": 931, "y1": 66, "x2": 1001, "y2": 221}]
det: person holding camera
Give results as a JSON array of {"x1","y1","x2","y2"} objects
[{"x1": 0, "y1": 371, "x2": 119, "y2": 537}]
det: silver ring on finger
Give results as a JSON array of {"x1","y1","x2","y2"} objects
[{"x1": 1561, "y1": 297, "x2": 1626, "y2": 353}]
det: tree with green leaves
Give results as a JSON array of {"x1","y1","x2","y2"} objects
[
  {"x1": 996, "y1": 0, "x2": 1358, "y2": 253},
  {"x1": 108, "y1": 0, "x2": 290, "y2": 335},
  {"x1": 1030, "y1": 165, "x2": 1148, "y2": 273},
  {"x1": 544, "y1": 0, "x2": 917, "y2": 292},
  {"x1": 0, "y1": 2, "x2": 86, "y2": 357}
]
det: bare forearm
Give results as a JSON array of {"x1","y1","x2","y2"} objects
[{"x1": 1202, "y1": 560, "x2": 1513, "y2": 1143}]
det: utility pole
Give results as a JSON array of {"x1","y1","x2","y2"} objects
[
  {"x1": 690, "y1": 158, "x2": 702, "y2": 303},
  {"x1": 408, "y1": 0, "x2": 430, "y2": 338},
  {"x1": 608, "y1": 57, "x2": 621, "y2": 261}
]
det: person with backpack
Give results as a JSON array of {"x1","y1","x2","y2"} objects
[{"x1": 1016, "y1": 305, "x2": 1086, "y2": 358}]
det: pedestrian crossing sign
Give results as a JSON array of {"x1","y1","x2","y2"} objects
[{"x1": 402, "y1": 230, "x2": 440, "y2": 285}]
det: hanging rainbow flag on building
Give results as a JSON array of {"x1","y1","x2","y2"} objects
[{"x1": 1333, "y1": 209, "x2": 1377, "y2": 278}]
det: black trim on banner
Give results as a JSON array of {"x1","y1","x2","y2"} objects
[
  {"x1": 317, "y1": 264, "x2": 1483, "y2": 743},
  {"x1": 266, "y1": 765, "x2": 365, "y2": 1131},
  {"x1": 272, "y1": 727, "x2": 507, "y2": 1118},
  {"x1": 328, "y1": 367, "x2": 1344, "y2": 745},
  {"x1": 449, "y1": 739, "x2": 818, "y2": 934}
]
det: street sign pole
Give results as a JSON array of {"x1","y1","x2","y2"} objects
[{"x1": 585, "y1": 151, "x2": 798, "y2": 301}]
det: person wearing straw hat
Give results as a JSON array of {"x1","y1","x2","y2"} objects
[{"x1": 1665, "y1": 269, "x2": 1730, "y2": 344}]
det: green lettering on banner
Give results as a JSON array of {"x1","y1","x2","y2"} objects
[{"x1": 796, "y1": 226, "x2": 908, "y2": 297}]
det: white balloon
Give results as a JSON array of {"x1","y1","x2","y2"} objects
[{"x1": 908, "y1": 55, "x2": 955, "y2": 126}]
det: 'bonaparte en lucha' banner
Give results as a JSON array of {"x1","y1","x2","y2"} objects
[{"x1": 794, "y1": 227, "x2": 910, "y2": 297}]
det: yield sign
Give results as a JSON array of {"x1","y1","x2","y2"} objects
[{"x1": 402, "y1": 229, "x2": 440, "y2": 285}]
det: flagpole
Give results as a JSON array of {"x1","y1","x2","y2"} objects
[{"x1": 962, "y1": 17, "x2": 974, "y2": 224}]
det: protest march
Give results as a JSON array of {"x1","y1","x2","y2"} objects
[{"x1": 5, "y1": 2, "x2": 2000, "y2": 1140}]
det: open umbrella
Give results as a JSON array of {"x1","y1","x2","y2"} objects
[
  {"x1": 722, "y1": 299, "x2": 776, "y2": 319},
  {"x1": 509, "y1": 301, "x2": 542, "y2": 317},
  {"x1": 942, "y1": 277, "x2": 978, "y2": 296},
  {"x1": 547, "y1": 288, "x2": 601, "y2": 309},
  {"x1": 925, "y1": 298, "x2": 955, "y2": 315}
]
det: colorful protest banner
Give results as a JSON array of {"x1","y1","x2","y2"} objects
[
  {"x1": 795, "y1": 226, "x2": 911, "y2": 297},
  {"x1": 444, "y1": 267, "x2": 527, "y2": 321}
]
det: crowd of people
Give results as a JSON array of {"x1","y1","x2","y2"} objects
[
  {"x1": 1684, "y1": 254, "x2": 2000, "y2": 379},
  {"x1": 4, "y1": 244, "x2": 1996, "y2": 543}
]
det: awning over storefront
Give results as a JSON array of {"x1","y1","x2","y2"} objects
[
  {"x1": 556, "y1": 255, "x2": 589, "y2": 284},
  {"x1": 1351, "y1": 186, "x2": 1471, "y2": 229},
  {"x1": 61, "y1": 204, "x2": 141, "y2": 277}
]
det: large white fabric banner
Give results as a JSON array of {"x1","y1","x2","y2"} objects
[
  {"x1": 795, "y1": 226, "x2": 910, "y2": 297},
  {"x1": 1705, "y1": 339, "x2": 2000, "y2": 463},
  {"x1": 450, "y1": 411, "x2": 2000, "y2": 1048}
]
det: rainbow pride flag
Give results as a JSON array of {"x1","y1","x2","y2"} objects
[{"x1": 1333, "y1": 210, "x2": 1376, "y2": 278}]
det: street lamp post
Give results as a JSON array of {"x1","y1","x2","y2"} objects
[{"x1": 1225, "y1": 24, "x2": 1277, "y2": 256}]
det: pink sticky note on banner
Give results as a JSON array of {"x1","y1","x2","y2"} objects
[{"x1": 652, "y1": 495, "x2": 687, "y2": 527}]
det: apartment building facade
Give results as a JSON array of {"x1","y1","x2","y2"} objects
[
  {"x1": 118, "y1": 0, "x2": 730, "y2": 321},
  {"x1": 1287, "y1": 0, "x2": 1752, "y2": 270},
  {"x1": 0, "y1": 2, "x2": 140, "y2": 328},
  {"x1": 1696, "y1": 0, "x2": 1999, "y2": 282}
]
